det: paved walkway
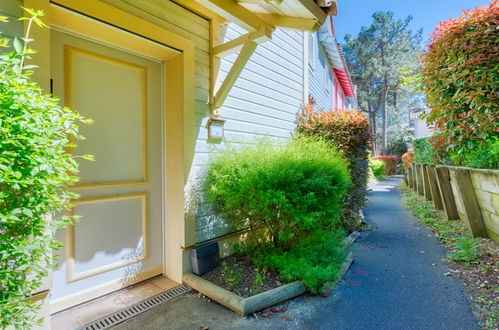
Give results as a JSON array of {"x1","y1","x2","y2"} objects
[{"x1": 114, "y1": 177, "x2": 478, "y2": 330}]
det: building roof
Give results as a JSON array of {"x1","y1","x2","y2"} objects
[{"x1": 317, "y1": 18, "x2": 354, "y2": 97}]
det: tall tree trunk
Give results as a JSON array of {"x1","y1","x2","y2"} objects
[
  {"x1": 368, "y1": 99, "x2": 377, "y2": 155},
  {"x1": 381, "y1": 81, "x2": 388, "y2": 155}
]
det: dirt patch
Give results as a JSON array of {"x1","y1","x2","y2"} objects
[{"x1": 201, "y1": 256, "x2": 282, "y2": 298}]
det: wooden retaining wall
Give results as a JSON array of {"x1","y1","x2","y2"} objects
[{"x1": 406, "y1": 164, "x2": 499, "y2": 243}]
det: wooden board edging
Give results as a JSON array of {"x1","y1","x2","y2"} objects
[{"x1": 183, "y1": 232, "x2": 359, "y2": 315}]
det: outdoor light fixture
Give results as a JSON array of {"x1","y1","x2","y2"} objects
[{"x1": 208, "y1": 117, "x2": 225, "y2": 140}]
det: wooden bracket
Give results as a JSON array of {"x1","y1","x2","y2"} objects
[
  {"x1": 213, "y1": 25, "x2": 272, "y2": 57},
  {"x1": 213, "y1": 40, "x2": 258, "y2": 110}
]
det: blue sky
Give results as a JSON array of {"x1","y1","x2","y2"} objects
[{"x1": 333, "y1": 0, "x2": 492, "y2": 44}]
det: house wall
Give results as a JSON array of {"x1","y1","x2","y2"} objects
[
  {"x1": 0, "y1": 0, "x2": 23, "y2": 42},
  {"x1": 99, "y1": 1, "x2": 304, "y2": 243},
  {"x1": 308, "y1": 31, "x2": 333, "y2": 110},
  {"x1": 195, "y1": 23, "x2": 304, "y2": 242}
]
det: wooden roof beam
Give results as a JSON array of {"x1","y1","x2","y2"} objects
[
  {"x1": 213, "y1": 25, "x2": 272, "y2": 57},
  {"x1": 194, "y1": 0, "x2": 273, "y2": 32},
  {"x1": 256, "y1": 13, "x2": 318, "y2": 31}
]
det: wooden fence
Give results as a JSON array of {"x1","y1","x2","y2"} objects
[{"x1": 405, "y1": 163, "x2": 499, "y2": 243}]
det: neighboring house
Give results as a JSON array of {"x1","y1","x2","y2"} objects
[
  {"x1": 1, "y1": 0, "x2": 349, "y2": 322},
  {"x1": 409, "y1": 108, "x2": 434, "y2": 138},
  {"x1": 307, "y1": 17, "x2": 356, "y2": 110}
]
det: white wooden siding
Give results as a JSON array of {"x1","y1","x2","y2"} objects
[
  {"x1": 195, "y1": 24, "x2": 304, "y2": 242},
  {"x1": 0, "y1": 0, "x2": 23, "y2": 42},
  {"x1": 308, "y1": 31, "x2": 334, "y2": 110}
]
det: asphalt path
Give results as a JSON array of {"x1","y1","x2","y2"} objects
[{"x1": 114, "y1": 177, "x2": 478, "y2": 330}]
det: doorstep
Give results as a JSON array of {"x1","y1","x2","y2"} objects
[{"x1": 51, "y1": 275, "x2": 179, "y2": 329}]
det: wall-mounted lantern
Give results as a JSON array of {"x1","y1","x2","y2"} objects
[{"x1": 208, "y1": 117, "x2": 225, "y2": 140}]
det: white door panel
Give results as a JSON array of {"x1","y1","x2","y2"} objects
[{"x1": 51, "y1": 29, "x2": 164, "y2": 309}]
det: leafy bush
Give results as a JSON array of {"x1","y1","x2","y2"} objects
[
  {"x1": 0, "y1": 11, "x2": 88, "y2": 327},
  {"x1": 401, "y1": 148, "x2": 414, "y2": 169},
  {"x1": 420, "y1": 3, "x2": 499, "y2": 159},
  {"x1": 372, "y1": 156, "x2": 397, "y2": 175},
  {"x1": 413, "y1": 137, "x2": 436, "y2": 164},
  {"x1": 296, "y1": 105, "x2": 372, "y2": 231},
  {"x1": 254, "y1": 230, "x2": 346, "y2": 293},
  {"x1": 456, "y1": 137, "x2": 499, "y2": 169},
  {"x1": 208, "y1": 136, "x2": 351, "y2": 251},
  {"x1": 370, "y1": 159, "x2": 386, "y2": 180}
]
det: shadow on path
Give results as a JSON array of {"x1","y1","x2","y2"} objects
[{"x1": 113, "y1": 177, "x2": 478, "y2": 330}]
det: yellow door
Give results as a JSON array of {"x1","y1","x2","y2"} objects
[{"x1": 50, "y1": 29, "x2": 164, "y2": 312}]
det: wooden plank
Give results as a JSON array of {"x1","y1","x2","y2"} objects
[
  {"x1": 435, "y1": 166, "x2": 460, "y2": 220},
  {"x1": 422, "y1": 164, "x2": 432, "y2": 201},
  {"x1": 213, "y1": 26, "x2": 272, "y2": 57},
  {"x1": 256, "y1": 13, "x2": 317, "y2": 30},
  {"x1": 427, "y1": 165, "x2": 444, "y2": 210},
  {"x1": 195, "y1": 0, "x2": 272, "y2": 32},
  {"x1": 415, "y1": 164, "x2": 424, "y2": 196},
  {"x1": 453, "y1": 168, "x2": 488, "y2": 238}
]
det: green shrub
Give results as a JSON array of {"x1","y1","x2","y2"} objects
[
  {"x1": 296, "y1": 105, "x2": 372, "y2": 231},
  {"x1": 254, "y1": 230, "x2": 346, "y2": 293},
  {"x1": 370, "y1": 159, "x2": 386, "y2": 180},
  {"x1": 452, "y1": 137, "x2": 499, "y2": 169},
  {"x1": 372, "y1": 156, "x2": 397, "y2": 175},
  {"x1": 0, "y1": 11, "x2": 88, "y2": 327},
  {"x1": 413, "y1": 137, "x2": 436, "y2": 164},
  {"x1": 420, "y1": 4, "x2": 499, "y2": 158},
  {"x1": 208, "y1": 136, "x2": 351, "y2": 251}
]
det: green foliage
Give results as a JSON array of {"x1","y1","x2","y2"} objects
[
  {"x1": 221, "y1": 261, "x2": 241, "y2": 290},
  {"x1": 401, "y1": 185, "x2": 470, "y2": 246},
  {"x1": 343, "y1": 11, "x2": 423, "y2": 154},
  {"x1": 0, "y1": 11, "x2": 88, "y2": 327},
  {"x1": 386, "y1": 125, "x2": 413, "y2": 160},
  {"x1": 420, "y1": 3, "x2": 499, "y2": 158},
  {"x1": 372, "y1": 156, "x2": 397, "y2": 175},
  {"x1": 296, "y1": 105, "x2": 371, "y2": 231},
  {"x1": 254, "y1": 230, "x2": 346, "y2": 293},
  {"x1": 208, "y1": 135, "x2": 351, "y2": 251},
  {"x1": 250, "y1": 267, "x2": 266, "y2": 296},
  {"x1": 370, "y1": 159, "x2": 386, "y2": 180},
  {"x1": 449, "y1": 238, "x2": 481, "y2": 265},
  {"x1": 413, "y1": 137, "x2": 436, "y2": 164},
  {"x1": 451, "y1": 137, "x2": 499, "y2": 169}
]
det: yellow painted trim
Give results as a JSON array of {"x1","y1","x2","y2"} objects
[
  {"x1": 66, "y1": 193, "x2": 149, "y2": 283},
  {"x1": 51, "y1": 0, "x2": 193, "y2": 50},
  {"x1": 64, "y1": 45, "x2": 149, "y2": 189},
  {"x1": 171, "y1": 0, "x2": 224, "y2": 21},
  {"x1": 50, "y1": 265, "x2": 163, "y2": 313}
]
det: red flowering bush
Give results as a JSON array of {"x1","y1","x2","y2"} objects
[
  {"x1": 372, "y1": 156, "x2": 398, "y2": 175},
  {"x1": 297, "y1": 105, "x2": 372, "y2": 231},
  {"x1": 401, "y1": 148, "x2": 414, "y2": 169},
  {"x1": 420, "y1": 1, "x2": 499, "y2": 159}
]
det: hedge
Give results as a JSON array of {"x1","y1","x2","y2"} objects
[{"x1": 296, "y1": 105, "x2": 372, "y2": 231}]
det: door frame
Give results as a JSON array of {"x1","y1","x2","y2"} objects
[{"x1": 23, "y1": 0, "x2": 196, "y2": 312}]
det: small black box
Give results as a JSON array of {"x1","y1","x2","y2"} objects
[{"x1": 190, "y1": 242, "x2": 220, "y2": 275}]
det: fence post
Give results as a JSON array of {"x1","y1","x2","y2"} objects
[
  {"x1": 422, "y1": 164, "x2": 432, "y2": 201},
  {"x1": 453, "y1": 168, "x2": 488, "y2": 238},
  {"x1": 427, "y1": 165, "x2": 443, "y2": 210},
  {"x1": 435, "y1": 166, "x2": 459, "y2": 220}
]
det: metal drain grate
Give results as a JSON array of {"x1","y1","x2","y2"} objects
[{"x1": 78, "y1": 284, "x2": 192, "y2": 330}]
